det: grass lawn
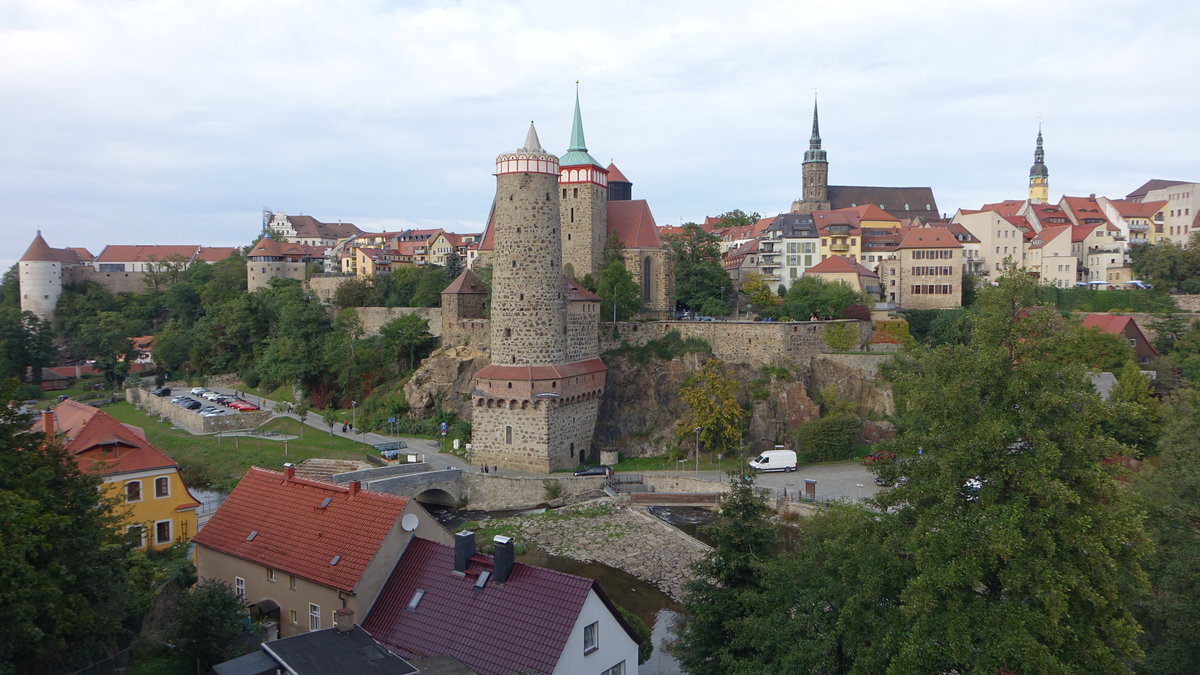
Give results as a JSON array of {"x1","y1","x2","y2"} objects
[{"x1": 103, "y1": 402, "x2": 377, "y2": 492}]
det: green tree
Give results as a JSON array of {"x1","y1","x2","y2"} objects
[
  {"x1": 444, "y1": 249, "x2": 465, "y2": 282},
  {"x1": 410, "y1": 265, "x2": 449, "y2": 307},
  {"x1": 795, "y1": 413, "x2": 862, "y2": 462},
  {"x1": 294, "y1": 402, "x2": 310, "y2": 439},
  {"x1": 741, "y1": 272, "x2": 779, "y2": 314},
  {"x1": 141, "y1": 253, "x2": 189, "y2": 292},
  {"x1": 597, "y1": 259, "x2": 642, "y2": 321},
  {"x1": 677, "y1": 358, "x2": 746, "y2": 460},
  {"x1": 0, "y1": 380, "x2": 141, "y2": 673},
  {"x1": 713, "y1": 209, "x2": 761, "y2": 229},
  {"x1": 171, "y1": 578, "x2": 247, "y2": 671},
  {"x1": 676, "y1": 472, "x2": 777, "y2": 674},
  {"x1": 0, "y1": 309, "x2": 54, "y2": 382},
  {"x1": 1103, "y1": 360, "x2": 1164, "y2": 457},
  {"x1": 1132, "y1": 390, "x2": 1200, "y2": 673},
  {"x1": 665, "y1": 224, "x2": 733, "y2": 314},
  {"x1": 333, "y1": 277, "x2": 376, "y2": 308},
  {"x1": 878, "y1": 271, "x2": 1149, "y2": 673},
  {"x1": 0, "y1": 264, "x2": 19, "y2": 310},
  {"x1": 616, "y1": 605, "x2": 653, "y2": 665},
  {"x1": 380, "y1": 313, "x2": 433, "y2": 371},
  {"x1": 1067, "y1": 321, "x2": 1135, "y2": 372},
  {"x1": 780, "y1": 276, "x2": 868, "y2": 320},
  {"x1": 1130, "y1": 239, "x2": 1191, "y2": 290}
]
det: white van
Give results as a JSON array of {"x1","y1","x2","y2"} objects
[{"x1": 749, "y1": 447, "x2": 797, "y2": 472}]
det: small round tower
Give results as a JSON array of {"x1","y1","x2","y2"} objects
[
  {"x1": 19, "y1": 231, "x2": 64, "y2": 321},
  {"x1": 490, "y1": 123, "x2": 568, "y2": 366}
]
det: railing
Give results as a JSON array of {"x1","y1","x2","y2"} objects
[{"x1": 829, "y1": 243, "x2": 850, "y2": 252}]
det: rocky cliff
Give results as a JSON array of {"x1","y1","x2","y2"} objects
[{"x1": 405, "y1": 347, "x2": 895, "y2": 455}]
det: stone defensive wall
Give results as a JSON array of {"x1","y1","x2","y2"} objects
[
  {"x1": 598, "y1": 319, "x2": 874, "y2": 368},
  {"x1": 352, "y1": 307, "x2": 442, "y2": 337},
  {"x1": 642, "y1": 474, "x2": 733, "y2": 494},
  {"x1": 463, "y1": 474, "x2": 609, "y2": 511},
  {"x1": 304, "y1": 276, "x2": 342, "y2": 302},
  {"x1": 442, "y1": 319, "x2": 491, "y2": 349},
  {"x1": 66, "y1": 267, "x2": 148, "y2": 295},
  {"x1": 127, "y1": 388, "x2": 272, "y2": 434}
]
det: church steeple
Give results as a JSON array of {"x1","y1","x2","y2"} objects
[
  {"x1": 804, "y1": 97, "x2": 827, "y2": 163},
  {"x1": 794, "y1": 95, "x2": 830, "y2": 213},
  {"x1": 560, "y1": 84, "x2": 602, "y2": 168},
  {"x1": 1028, "y1": 124, "x2": 1049, "y2": 204}
]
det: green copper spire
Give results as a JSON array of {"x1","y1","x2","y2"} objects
[
  {"x1": 560, "y1": 83, "x2": 603, "y2": 168},
  {"x1": 804, "y1": 95, "x2": 827, "y2": 163}
]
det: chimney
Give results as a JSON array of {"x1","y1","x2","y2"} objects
[
  {"x1": 493, "y1": 535, "x2": 515, "y2": 584},
  {"x1": 41, "y1": 410, "x2": 54, "y2": 437},
  {"x1": 349, "y1": 480, "x2": 361, "y2": 495},
  {"x1": 283, "y1": 463, "x2": 295, "y2": 480},
  {"x1": 454, "y1": 530, "x2": 475, "y2": 573},
  {"x1": 334, "y1": 608, "x2": 354, "y2": 633}
]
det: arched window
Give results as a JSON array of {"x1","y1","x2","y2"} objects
[{"x1": 642, "y1": 257, "x2": 653, "y2": 302}]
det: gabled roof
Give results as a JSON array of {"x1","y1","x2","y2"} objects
[
  {"x1": 363, "y1": 537, "x2": 637, "y2": 675},
  {"x1": 852, "y1": 204, "x2": 901, "y2": 222},
  {"x1": 95, "y1": 245, "x2": 238, "y2": 264},
  {"x1": 193, "y1": 467, "x2": 411, "y2": 593},
  {"x1": 605, "y1": 162, "x2": 630, "y2": 183},
  {"x1": 827, "y1": 185, "x2": 939, "y2": 219},
  {"x1": 935, "y1": 221, "x2": 980, "y2": 244},
  {"x1": 244, "y1": 625, "x2": 417, "y2": 675},
  {"x1": 1071, "y1": 224, "x2": 1099, "y2": 243},
  {"x1": 442, "y1": 269, "x2": 488, "y2": 295},
  {"x1": 979, "y1": 200, "x2": 1027, "y2": 217},
  {"x1": 249, "y1": 237, "x2": 306, "y2": 259},
  {"x1": 285, "y1": 215, "x2": 362, "y2": 240},
  {"x1": 1029, "y1": 203, "x2": 1072, "y2": 226},
  {"x1": 49, "y1": 400, "x2": 182, "y2": 476},
  {"x1": 1029, "y1": 225, "x2": 1071, "y2": 249},
  {"x1": 1082, "y1": 314, "x2": 1160, "y2": 358},
  {"x1": 1061, "y1": 196, "x2": 1115, "y2": 229},
  {"x1": 1106, "y1": 199, "x2": 1167, "y2": 219},
  {"x1": 1126, "y1": 179, "x2": 1187, "y2": 200},
  {"x1": 806, "y1": 255, "x2": 878, "y2": 277},
  {"x1": 194, "y1": 247, "x2": 240, "y2": 262},
  {"x1": 607, "y1": 199, "x2": 662, "y2": 249},
  {"x1": 897, "y1": 226, "x2": 962, "y2": 249}
]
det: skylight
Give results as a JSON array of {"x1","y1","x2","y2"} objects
[
  {"x1": 246, "y1": 531, "x2": 258, "y2": 541},
  {"x1": 406, "y1": 589, "x2": 426, "y2": 611},
  {"x1": 329, "y1": 555, "x2": 340, "y2": 566},
  {"x1": 319, "y1": 497, "x2": 332, "y2": 509}
]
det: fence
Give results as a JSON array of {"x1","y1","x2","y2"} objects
[{"x1": 68, "y1": 645, "x2": 133, "y2": 675}]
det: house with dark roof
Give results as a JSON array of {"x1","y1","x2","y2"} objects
[
  {"x1": 194, "y1": 466, "x2": 453, "y2": 638},
  {"x1": 41, "y1": 401, "x2": 201, "y2": 550},
  {"x1": 215, "y1": 617, "x2": 418, "y2": 675},
  {"x1": 1082, "y1": 314, "x2": 1160, "y2": 364},
  {"x1": 1124, "y1": 179, "x2": 1199, "y2": 244},
  {"x1": 266, "y1": 212, "x2": 363, "y2": 247},
  {"x1": 765, "y1": 212, "x2": 819, "y2": 289},
  {"x1": 364, "y1": 533, "x2": 640, "y2": 675}
]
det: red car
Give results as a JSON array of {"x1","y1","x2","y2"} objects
[
  {"x1": 862, "y1": 451, "x2": 896, "y2": 466},
  {"x1": 228, "y1": 400, "x2": 260, "y2": 412}
]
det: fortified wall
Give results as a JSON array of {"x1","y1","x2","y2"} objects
[
  {"x1": 304, "y1": 276, "x2": 342, "y2": 303},
  {"x1": 352, "y1": 307, "x2": 442, "y2": 337},
  {"x1": 64, "y1": 267, "x2": 150, "y2": 295},
  {"x1": 438, "y1": 317, "x2": 872, "y2": 368}
]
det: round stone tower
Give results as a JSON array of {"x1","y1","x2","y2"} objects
[
  {"x1": 490, "y1": 123, "x2": 569, "y2": 366},
  {"x1": 19, "y1": 231, "x2": 64, "y2": 322}
]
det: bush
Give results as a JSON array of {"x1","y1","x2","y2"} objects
[
  {"x1": 605, "y1": 330, "x2": 712, "y2": 363},
  {"x1": 823, "y1": 323, "x2": 858, "y2": 351},
  {"x1": 617, "y1": 605, "x2": 653, "y2": 665},
  {"x1": 841, "y1": 303, "x2": 871, "y2": 320},
  {"x1": 1179, "y1": 277, "x2": 1200, "y2": 294},
  {"x1": 543, "y1": 479, "x2": 563, "y2": 500},
  {"x1": 795, "y1": 413, "x2": 863, "y2": 462}
]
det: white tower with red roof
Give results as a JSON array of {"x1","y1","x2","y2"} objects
[{"x1": 18, "y1": 231, "x2": 65, "y2": 321}]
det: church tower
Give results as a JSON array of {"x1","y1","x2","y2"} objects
[
  {"x1": 1028, "y1": 126, "x2": 1049, "y2": 204},
  {"x1": 471, "y1": 124, "x2": 607, "y2": 472},
  {"x1": 558, "y1": 86, "x2": 608, "y2": 280},
  {"x1": 793, "y1": 97, "x2": 831, "y2": 214}
]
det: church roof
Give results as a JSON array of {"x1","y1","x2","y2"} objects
[
  {"x1": 605, "y1": 162, "x2": 630, "y2": 183},
  {"x1": 442, "y1": 269, "x2": 488, "y2": 295},
  {"x1": 828, "y1": 186, "x2": 939, "y2": 220},
  {"x1": 607, "y1": 200, "x2": 662, "y2": 249},
  {"x1": 560, "y1": 90, "x2": 603, "y2": 169}
]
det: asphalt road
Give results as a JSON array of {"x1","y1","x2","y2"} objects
[{"x1": 653, "y1": 461, "x2": 882, "y2": 503}]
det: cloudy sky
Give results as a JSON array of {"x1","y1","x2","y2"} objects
[{"x1": 3, "y1": 0, "x2": 1198, "y2": 270}]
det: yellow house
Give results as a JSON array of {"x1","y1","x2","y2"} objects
[
  {"x1": 45, "y1": 401, "x2": 200, "y2": 550},
  {"x1": 813, "y1": 209, "x2": 863, "y2": 262}
]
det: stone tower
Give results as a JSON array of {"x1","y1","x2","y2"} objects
[
  {"x1": 792, "y1": 97, "x2": 831, "y2": 214},
  {"x1": 471, "y1": 124, "x2": 607, "y2": 472},
  {"x1": 19, "y1": 231, "x2": 65, "y2": 322},
  {"x1": 558, "y1": 87, "x2": 609, "y2": 281},
  {"x1": 1028, "y1": 125, "x2": 1049, "y2": 205}
]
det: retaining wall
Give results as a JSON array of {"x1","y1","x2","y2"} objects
[
  {"x1": 353, "y1": 307, "x2": 442, "y2": 337},
  {"x1": 462, "y1": 474, "x2": 608, "y2": 510},
  {"x1": 1170, "y1": 294, "x2": 1200, "y2": 312},
  {"x1": 598, "y1": 320, "x2": 873, "y2": 368},
  {"x1": 127, "y1": 388, "x2": 272, "y2": 434},
  {"x1": 641, "y1": 474, "x2": 733, "y2": 494}
]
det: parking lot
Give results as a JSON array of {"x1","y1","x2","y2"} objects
[{"x1": 151, "y1": 387, "x2": 261, "y2": 420}]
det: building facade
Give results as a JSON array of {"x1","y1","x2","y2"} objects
[{"x1": 877, "y1": 227, "x2": 963, "y2": 309}]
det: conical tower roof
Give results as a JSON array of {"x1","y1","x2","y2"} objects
[
  {"x1": 20, "y1": 231, "x2": 60, "y2": 262},
  {"x1": 606, "y1": 162, "x2": 630, "y2": 183},
  {"x1": 443, "y1": 268, "x2": 488, "y2": 295},
  {"x1": 560, "y1": 85, "x2": 603, "y2": 168},
  {"x1": 521, "y1": 121, "x2": 546, "y2": 153}
]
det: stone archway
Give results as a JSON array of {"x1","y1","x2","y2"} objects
[{"x1": 414, "y1": 488, "x2": 458, "y2": 507}]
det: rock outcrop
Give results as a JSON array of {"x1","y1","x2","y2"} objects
[{"x1": 403, "y1": 345, "x2": 490, "y2": 420}]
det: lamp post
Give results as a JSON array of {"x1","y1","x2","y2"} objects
[
  {"x1": 694, "y1": 426, "x2": 702, "y2": 473},
  {"x1": 351, "y1": 400, "x2": 357, "y2": 437}
]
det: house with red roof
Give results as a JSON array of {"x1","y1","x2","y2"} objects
[
  {"x1": 364, "y1": 532, "x2": 640, "y2": 675},
  {"x1": 877, "y1": 227, "x2": 962, "y2": 309},
  {"x1": 804, "y1": 255, "x2": 880, "y2": 299},
  {"x1": 1125, "y1": 179, "x2": 1199, "y2": 244},
  {"x1": 1099, "y1": 197, "x2": 1167, "y2": 246},
  {"x1": 1025, "y1": 225, "x2": 1074, "y2": 288},
  {"x1": 193, "y1": 466, "x2": 453, "y2": 639},
  {"x1": 41, "y1": 400, "x2": 201, "y2": 550},
  {"x1": 1082, "y1": 314, "x2": 1160, "y2": 364}
]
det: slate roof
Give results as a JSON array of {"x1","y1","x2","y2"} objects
[
  {"x1": 286, "y1": 215, "x2": 362, "y2": 240},
  {"x1": 806, "y1": 255, "x2": 878, "y2": 277},
  {"x1": 607, "y1": 199, "x2": 663, "y2": 249},
  {"x1": 828, "y1": 185, "x2": 939, "y2": 219},
  {"x1": 768, "y1": 212, "x2": 817, "y2": 238},
  {"x1": 193, "y1": 467, "x2": 411, "y2": 593},
  {"x1": 262, "y1": 626, "x2": 417, "y2": 675},
  {"x1": 50, "y1": 400, "x2": 183, "y2": 477},
  {"x1": 1126, "y1": 179, "x2": 1187, "y2": 200},
  {"x1": 363, "y1": 537, "x2": 636, "y2": 675},
  {"x1": 897, "y1": 226, "x2": 962, "y2": 249}
]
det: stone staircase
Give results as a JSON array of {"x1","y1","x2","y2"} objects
[{"x1": 295, "y1": 458, "x2": 372, "y2": 483}]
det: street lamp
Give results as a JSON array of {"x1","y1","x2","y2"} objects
[
  {"x1": 351, "y1": 400, "x2": 357, "y2": 436},
  {"x1": 694, "y1": 427, "x2": 702, "y2": 473}
]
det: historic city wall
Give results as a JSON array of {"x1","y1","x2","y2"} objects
[
  {"x1": 67, "y1": 267, "x2": 148, "y2": 295},
  {"x1": 463, "y1": 473, "x2": 607, "y2": 510},
  {"x1": 304, "y1": 276, "x2": 342, "y2": 302},
  {"x1": 352, "y1": 307, "x2": 442, "y2": 337},
  {"x1": 127, "y1": 388, "x2": 272, "y2": 434},
  {"x1": 598, "y1": 320, "x2": 873, "y2": 367}
]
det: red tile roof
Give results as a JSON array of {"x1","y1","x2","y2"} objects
[
  {"x1": 1030, "y1": 204, "x2": 1072, "y2": 226},
  {"x1": 1082, "y1": 314, "x2": 1160, "y2": 358},
  {"x1": 1107, "y1": 199, "x2": 1167, "y2": 219},
  {"x1": 475, "y1": 358, "x2": 607, "y2": 382},
  {"x1": 363, "y1": 537, "x2": 636, "y2": 675},
  {"x1": 607, "y1": 199, "x2": 663, "y2": 249},
  {"x1": 979, "y1": 200, "x2": 1026, "y2": 217},
  {"x1": 605, "y1": 162, "x2": 630, "y2": 183},
  {"x1": 852, "y1": 204, "x2": 901, "y2": 222},
  {"x1": 1029, "y1": 225, "x2": 1070, "y2": 249},
  {"x1": 249, "y1": 237, "x2": 306, "y2": 259},
  {"x1": 806, "y1": 255, "x2": 879, "y2": 277},
  {"x1": 193, "y1": 467, "x2": 411, "y2": 593},
  {"x1": 897, "y1": 226, "x2": 962, "y2": 249},
  {"x1": 49, "y1": 400, "x2": 181, "y2": 476},
  {"x1": 563, "y1": 276, "x2": 600, "y2": 302},
  {"x1": 20, "y1": 232, "x2": 87, "y2": 264},
  {"x1": 94, "y1": 245, "x2": 238, "y2": 264},
  {"x1": 442, "y1": 269, "x2": 488, "y2": 295}
]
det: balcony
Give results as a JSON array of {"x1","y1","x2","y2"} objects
[{"x1": 829, "y1": 243, "x2": 850, "y2": 252}]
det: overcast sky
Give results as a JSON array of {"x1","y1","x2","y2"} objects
[{"x1": 3, "y1": 0, "x2": 1198, "y2": 270}]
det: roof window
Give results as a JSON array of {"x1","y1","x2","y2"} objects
[
  {"x1": 246, "y1": 531, "x2": 258, "y2": 541},
  {"x1": 329, "y1": 555, "x2": 341, "y2": 566},
  {"x1": 406, "y1": 589, "x2": 426, "y2": 612},
  {"x1": 319, "y1": 497, "x2": 332, "y2": 509}
]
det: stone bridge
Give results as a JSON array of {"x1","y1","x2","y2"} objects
[{"x1": 330, "y1": 463, "x2": 465, "y2": 507}]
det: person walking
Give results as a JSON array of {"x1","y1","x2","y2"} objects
[{"x1": 342, "y1": 423, "x2": 347, "y2": 433}]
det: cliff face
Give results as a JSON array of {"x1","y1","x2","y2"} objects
[{"x1": 405, "y1": 348, "x2": 895, "y2": 456}]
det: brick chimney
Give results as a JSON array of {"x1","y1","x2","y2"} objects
[
  {"x1": 453, "y1": 530, "x2": 475, "y2": 573},
  {"x1": 349, "y1": 480, "x2": 361, "y2": 495},
  {"x1": 493, "y1": 535, "x2": 515, "y2": 584},
  {"x1": 334, "y1": 608, "x2": 354, "y2": 633},
  {"x1": 41, "y1": 409, "x2": 54, "y2": 437}
]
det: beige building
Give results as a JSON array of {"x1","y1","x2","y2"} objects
[
  {"x1": 1025, "y1": 225, "x2": 1074, "y2": 288},
  {"x1": 1126, "y1": 180, "x2": 1199, "y2": 244},
  {"x1": 878, "y1": 227, "x2": 962, "y2": 309},
  {"x1": 1099, "y1": 197, "x2": 1167, "y2": 246},
  {"x1": 952, "y1": 209, "x2": 1030, "y2": 278},
  {"x1": 193, "y1": 466, "x2": 452, "y2": 638},
  {"x1": 804, "y1": 255, "x2": 880, "y2": 299}
]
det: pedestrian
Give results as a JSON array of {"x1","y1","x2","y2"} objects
[
  {"x1": 348, "y1": 422, "x2": 353, "y2": 432},
  {"x1": 483, "y1": 465, "x2": 489, "y2": 474},
  {"x1": 342, "y1": 423, "x2": 347, "y2": 433},
  {"x1": 492, "y1": 465, "x2": 498, "y2": 474}
]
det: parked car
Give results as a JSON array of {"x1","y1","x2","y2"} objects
[
  {"x1": 748, "y1": 448, "x2": 797, "y2": 472},
  {"x1": 191, "y1": 387, "x2": 208, "y2": 395},
  {"x1": 572, "y1": 465, "x2": 610, "y2": 476},
  {"x1": 183, "y1": 400, "x2": 202, "y2": 410},
  {"x1": 151, "y1": 387, "x2": 171, "y2": 397}
]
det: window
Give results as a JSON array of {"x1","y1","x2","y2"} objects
[
  {"x1": 601, "y1": 662, "x2": 626, "y2": 675},
  {"x1": 289, "y1": 575, "x2": 297, "y2": 591},
  {"x1": 155, "y1": 520, "x2": 172, "y2": 545},
  {"x1": 505, "y1": 426, "x2": 513, "y2": 444},
  {"x1": 268, "y1": 568, "x2": 276, "y2": 583},
  {"x1": 235, "y1": 577, "x2": 245, "y2": 598},
  {"x1": 154, "y1": 476, "x2": 169, "y2": 498},
  {"x1": 290, "y1": 609, "x2": 298, "y2": 625},
  {"x1": 125, "y1": 481, "x2": 142, "y2": 502},
  {"x1": 583, "y1": 621, "x2": 599, "y2": 653},
  {"x1": 309, "y1": 603, "x2": 321, "y2": 631},
  {"x1": 126, "y1": 525, "x2": 146, "y2": 548}
]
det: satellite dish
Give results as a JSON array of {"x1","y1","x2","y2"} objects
[{"x1": 401, "y1": 513, "x2": 419, "y2": 532}]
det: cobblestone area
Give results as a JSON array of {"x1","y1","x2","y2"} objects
[{"x1": 492, "y1": 502, "x2": 710, "y2": 601}]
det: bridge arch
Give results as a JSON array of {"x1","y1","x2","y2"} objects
[{"x1": 415, "y1": 488, "x2": 458, "y2": 507}]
